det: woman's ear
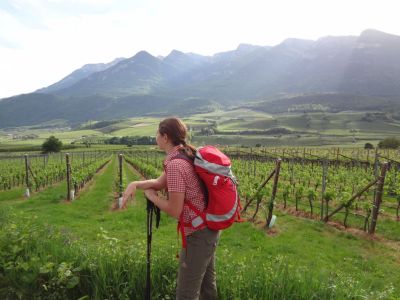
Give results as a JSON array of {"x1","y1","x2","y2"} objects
[
  {"x1": 161, "y1": 133, "x2": 173, "y2": 147},
  {"x1": 162, "y1": 133, "x2": 169, "y2": 143}
]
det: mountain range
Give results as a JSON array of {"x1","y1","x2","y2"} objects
[{"x1": 1, "y1": 29, "x2": 400, "y2": 127}]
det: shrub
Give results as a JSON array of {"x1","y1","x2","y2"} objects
[
  {"x1": 42, "y1": 136, "x2": 63, "y2": 153},
  {"x1": 364, "y1": 142, "x2": 374, "y2": 149},
  {"x1": 378, "y1": 137, "x2": 400, "y2": 149}
]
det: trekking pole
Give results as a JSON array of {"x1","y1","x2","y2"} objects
[{"x1": 145, "y1": 196, "x2": 161, "y2": 300}]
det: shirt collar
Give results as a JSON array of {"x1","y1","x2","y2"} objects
[{"x1": 165, "y1": 145, "x2": 183, "y2": 162}]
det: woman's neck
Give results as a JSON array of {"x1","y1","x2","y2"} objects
[{"x1": 164, "y1": 143, "x2": 179, "y2": 154}]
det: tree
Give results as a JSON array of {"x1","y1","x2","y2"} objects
[
  {"x1": 378, "y1": 137, "x2": 400, "y2": 149},
  {"x1": 42, "y1": 136, "x2": 62, "y2": 153},
  {"x1": 364, "y1": 143, "x2": 374, "y2": 149}
]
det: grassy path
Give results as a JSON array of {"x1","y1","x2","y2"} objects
[{"x1": 0, "y1": 155, "x2": 172, "y2": 244}]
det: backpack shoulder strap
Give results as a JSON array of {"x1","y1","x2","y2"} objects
[
  {"x1": 170, "y1": 152, "x2": 195, "y2": 164},
  {"x1": 170, "y1": 151, "x2": 208, "y2": 206}
]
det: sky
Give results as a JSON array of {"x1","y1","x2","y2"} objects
[{"x1": 0, "y1": 0, "x2": 399, "y2": 99}]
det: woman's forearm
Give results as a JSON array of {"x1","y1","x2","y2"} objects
[
  {"x1": 131, "y1": 173, "x2": 166, "y2": 191},
  {"x1": 134, "y1": 179, "x2": 160, "y2": 190}
]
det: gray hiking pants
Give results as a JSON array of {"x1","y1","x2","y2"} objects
[{"x1": 176, "y1": 227, "x2": 220, "y2": 300}]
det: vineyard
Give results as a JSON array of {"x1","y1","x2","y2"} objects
[
  {"x1": 125, "y1": 148, "x2": 400, "y2": 237},
  {"x1": 0, "y1": 147, "x2": 399, "y2": 299},
  {"x1": 0, "y1": 151, "x2": 112, "y2": 193}
]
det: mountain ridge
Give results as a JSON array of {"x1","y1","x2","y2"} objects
[
  {"x1": 1, "y1": 29, "x2": 400, "y2": 128},
  {"x1": 36, "y1": 57, "x2": 125, "y2": 94}
]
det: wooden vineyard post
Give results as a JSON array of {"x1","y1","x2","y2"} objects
[
  {"x1": 66, "y1": 153, "x2": 71, "y2": 201},
  {"x1": 374, "y1": 152, "x2": 380, "y2": 177},
  {"x1": 321, "y1": 159, "x2": 328, "y2": 220},
  {"x1": 372, "y1": 152, "x2": 380, "y2": 202},
  {"x1": 369, "y1": 162, "x2": 388, "y2": 234},
  {"x1": 324, "y1": 178, "x2": 379, "y2": 222},
  {"x1": 119, "y1": 153, "x2": 123, "y2": 192},
  {"x1": 242, "y1": 168, "x2": 276, "y2": 212},
  {"x1": 24, "y1": 154, "x2": 30, "y2": 198},
  {"x1": 266, "y1": 159, "x2": 281, "y2": 228},
  {"x1": 289, "y1": 160, "x2": 294, "y2": 187},
  {"x1": 336, "y1": 147, "x2": 340, "y2": 168},
  {"x1": 118, "y1": 153, "x2": 123, "y2": 208}
]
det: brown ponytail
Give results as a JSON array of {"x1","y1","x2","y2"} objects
[
  {"x1": 158, "y1": 117, "x2": 197, "y2": 158},
  {"x1": 181, "y1": 140, "x2": 197, "y2": 159}
]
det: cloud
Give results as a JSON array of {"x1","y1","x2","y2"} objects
[
  {"x1": 0, "y1": 0, "x2": 49, "y2": 29},
  {"x1": 0, "y1": 37, "x2": 22, "y2": 49}
]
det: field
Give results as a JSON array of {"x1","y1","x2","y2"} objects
[
  {"x1": 1, "y1": 147, "x2": 399, "y2": 299},
  {"x1": 1, "y1": 109, "x2": 400, "y2": 151}
]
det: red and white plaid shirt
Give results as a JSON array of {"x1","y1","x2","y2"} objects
[{"x1": 163, "y1": 145, "x2": 206, "y2": 236}]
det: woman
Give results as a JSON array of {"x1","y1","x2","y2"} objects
[{"x1": 122, "y1": 117, "x2": 219, "y2": 300}]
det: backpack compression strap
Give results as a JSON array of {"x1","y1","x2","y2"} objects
[{"x1": 177, "y1": 201, "x2": 206, "y2": 248}]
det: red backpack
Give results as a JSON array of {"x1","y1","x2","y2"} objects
[{"x1": 172, "y1": 146, "x2": 242, "y2": 239}]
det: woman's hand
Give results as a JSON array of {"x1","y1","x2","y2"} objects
[
  {"x1": 143, "y1": 189, "x2": 184, "y2": 219},
  {"x1": 121, "y1": 182, "x2": 137, "y2": 208}
]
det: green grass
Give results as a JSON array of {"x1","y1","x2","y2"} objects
[
  {"x1": 1, "y1": 155, "x2": 400, "y2": 299},
  {"x1": 0, "y1": 187, "x2": 26, "y2": 203},
  {"x1": 221, "y1": 213, "x2": 399, "y2": 296},
  {"x1": 278, "y1": 196, "x2": 400, "y2": 241}
]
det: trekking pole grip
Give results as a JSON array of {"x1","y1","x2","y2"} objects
[
  {"x1": 147, "y1": 197, "x2": 154, "y2": 211},
  {"x1": 146, "y1": 196, "x2": 161, "y2": 228}
]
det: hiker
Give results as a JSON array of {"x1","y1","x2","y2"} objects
[{"x1": 122, "y1": 117, "x2": 220, "y2": 300}]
